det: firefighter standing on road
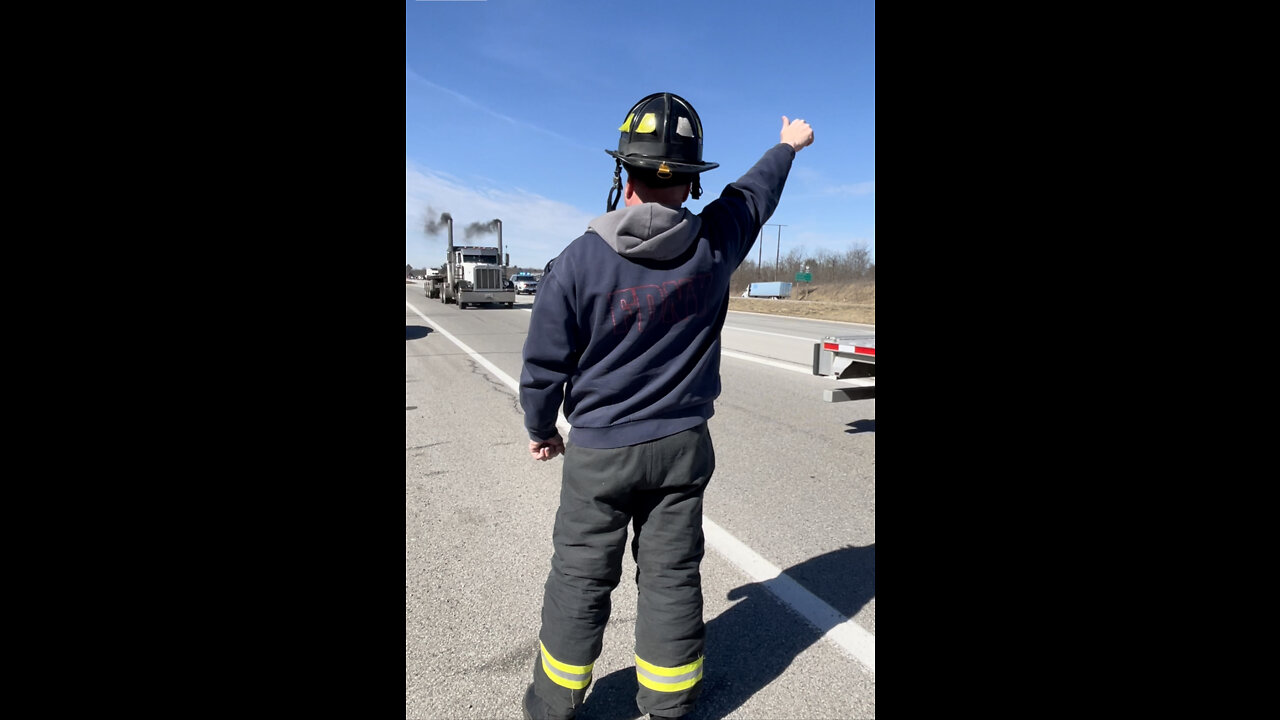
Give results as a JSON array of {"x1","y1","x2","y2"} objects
[{"x1": 519, "y1": 91, "x2": 814, "y2": 720}]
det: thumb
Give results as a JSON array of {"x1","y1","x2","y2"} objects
[{"x1": 781, "y1": 115, "x2": 790, "y2": 128}]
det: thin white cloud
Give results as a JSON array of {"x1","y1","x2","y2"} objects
[
  {"x1": 823, "y1": 181, "x2": 875, "y2": 197},
  {"x1": 405, "y1": 64, "x2": 595, "y2": 151},
  {"x1": 787, "y1": 166, "x2": 875, "y2": 199},
  {"x1": 406, "y1": 160, "x2": 595, "y2": 270}
]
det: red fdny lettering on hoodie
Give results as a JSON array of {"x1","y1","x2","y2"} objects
[{"x1": 607, "y1": 274, "x2": 711, "y2": 335}]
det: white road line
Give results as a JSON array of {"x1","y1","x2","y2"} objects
[
  {"x1": 703, "y1": 517, "x2": 875, "y2": 673},
  {"x1": 723, "y1": 326, "x2": 818, "y2": 342},
  {"x1": 727, "y1": 309, "x2": 872, "y2": 329},
  {"x1": 407, "y1": 299, "x2": 875, "y2": 674},
  {"x1": 721, "y1": 350, "x2": 875, "y2": 389},
  {"x1": 407, "y1": 301, "x2": 567, "y2": 430},
  {"x1": 721, "y1": 349, "x2": 812, "y2": 374}
]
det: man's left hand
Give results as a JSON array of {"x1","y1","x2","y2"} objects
[{"x1": 529, "y1": 434, "x2": 565, "y2": 461}]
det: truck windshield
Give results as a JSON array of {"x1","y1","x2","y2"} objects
[{"x1": 462, "y1": 252, "x2": 497, "y2": 263}]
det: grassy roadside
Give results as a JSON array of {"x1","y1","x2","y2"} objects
[
  {"x1": 407, "y1": 279, "x2": 876, "y2": 326},
  {"x1": 727, "y1": 282, "x2": 875, "y2": 324}
]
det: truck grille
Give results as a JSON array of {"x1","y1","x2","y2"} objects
[{"x1": 474, "y1": 267, "x2": 502, "y2": 290}]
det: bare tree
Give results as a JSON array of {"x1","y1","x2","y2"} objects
[{"x1": 731, "y1": 239, "x2": 874, "y2": 291}]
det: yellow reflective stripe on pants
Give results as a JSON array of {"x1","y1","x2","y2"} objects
[
  {"x1": 540, "y1": 641, "x2": 593, "y2": 690},
  {"x1": 635, "y1": 654, "x2": 704, "y2": 693}
]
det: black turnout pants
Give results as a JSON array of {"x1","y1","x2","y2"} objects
[{"x1": 531, "y1": 422, "x2": 715, "y2": 719}]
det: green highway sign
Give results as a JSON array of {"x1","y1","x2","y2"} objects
[{"x1": 795, "y1": 272, "x2": 812, "y2": 283}]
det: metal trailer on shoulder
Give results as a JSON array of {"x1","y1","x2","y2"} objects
[
  {"x1": 811, "y1": 335, "x2": 876, "y2": 402},
  {"x1": 424, "y1": 215, "x2": 516, "y2": 308},
  {"x1": 747, "y1": 281, "x2": 793, "y2": 298}
]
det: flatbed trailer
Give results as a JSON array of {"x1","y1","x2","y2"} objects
[{"x1": 811, "y1": 335, "x2": 876, "y2": 402}]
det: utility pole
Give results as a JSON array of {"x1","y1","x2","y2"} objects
[
  {"x1": 757, "y1": 228, "x2": 764, "y2": 275},
  {"x1": 763, "y1": 224, "x2": 787, "y2": 281}
]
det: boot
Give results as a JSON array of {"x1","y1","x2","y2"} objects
[{"x1": 522, "y1": 683, "x2": 575, "y2": 720}]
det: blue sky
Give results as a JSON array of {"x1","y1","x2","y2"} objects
[{"x1": 406, "y1": 0, "x2": 874, "y2": 273}]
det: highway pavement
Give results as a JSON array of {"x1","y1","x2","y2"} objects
[{"x1": 406, "y1": 283, "x2": 875, "y2": 719}]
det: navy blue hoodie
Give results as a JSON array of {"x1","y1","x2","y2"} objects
[{"x1": 519, "y1": 143, "x2": 796, "y2": 449}]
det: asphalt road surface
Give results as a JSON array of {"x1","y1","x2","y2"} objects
[{"x1": 406, "y1": 283, "x2": 875, "y2": 720}]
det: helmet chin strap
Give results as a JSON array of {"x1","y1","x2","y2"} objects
[
  {"x1": 607, "y1": 159, "x2": 623, "y2": 212},
  {"x1": 608, "y1": 160, "x2": 704, "y2": 208}
]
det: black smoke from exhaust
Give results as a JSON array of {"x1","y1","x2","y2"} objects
[
  {"x1": 464, "y1": 219, "x2": 500, "y2": 239},
  {"x1": 423, "y1": 209, "x2": 452, "y2": 236}
]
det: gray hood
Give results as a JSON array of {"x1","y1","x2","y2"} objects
[{"x1": 587, "y1": 203, "x2": 702, "y2": 261}]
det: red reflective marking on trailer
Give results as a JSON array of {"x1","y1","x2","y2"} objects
[
  {"x1": 854, "y1": 346, "x2": 875, "y2": 356},
  {"x1": 823, "y1": 343, "x2": 839, "y2": 351}
]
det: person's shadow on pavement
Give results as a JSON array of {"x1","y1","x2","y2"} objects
[{"x1": 577, "y1": 543, "x2": 875, "y2": 720}]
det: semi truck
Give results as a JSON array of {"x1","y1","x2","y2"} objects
[
  {"x1": 424, "y1": 216, "x2": 516, "y2": 309},
  {"x1": 811, "y1": 335, "x2": 876, "y2": 402}
]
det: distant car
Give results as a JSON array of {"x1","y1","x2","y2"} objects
[{"x1": 511, "y1": 273, "x2": 539, "y2": 295}]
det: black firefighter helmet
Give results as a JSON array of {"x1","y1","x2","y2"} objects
[{"x1": 605, "y1": 92, "x2": 719, "y2": 210}]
